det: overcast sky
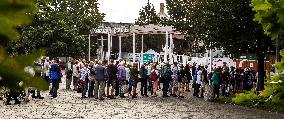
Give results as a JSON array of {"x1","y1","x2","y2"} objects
[{"x1": 98, "y1": 0, "x2": 167, "y2": 23}]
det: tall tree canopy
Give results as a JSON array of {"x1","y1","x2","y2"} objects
[
  {"x1": 8, "y1": 0, "x2": 105, "y2": 58},
  {"x1": 134, "y1": 1, "x2": 164, "y2": 53},
  {"x1": 251, "y1": 0, "x2": 284, "y2": 40},
  {"x1": 166, "y1": 0, "x2": 271, "y2": 90}
]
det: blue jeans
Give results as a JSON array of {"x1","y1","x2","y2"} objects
[
  {"x1": 81, "y1": 82, "x2": 88, "y2": 97},
  {"x1": 51, "y1": 80, "x2": 60, "y2": 97},
  {"x1": 119, "y1": 80, "x2": 125, "y2": 96},
  {"x1": 162, "y1": 81, "x2": 169, "y2": 96}
]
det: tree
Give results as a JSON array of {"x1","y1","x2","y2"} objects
[
  {"x1": 8, "y1": 0, "x2": 104, "y2": 58},
  {"x1": 134, "y1": 1, "x2": 165, "y2": 53},
  {"x1": 0, "y1": 0, "x2": 48, "y2": 92},
  {"x1": 166, "y1": 0, "x2": 271, "y2": 90},
  {"x1": 135, "y1": 1, "x2": 161, "y2": 25},
  {"x1": 251, "y1": 0, "x2": 284, "y2": 40}
]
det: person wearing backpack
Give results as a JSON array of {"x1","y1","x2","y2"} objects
[
  {"x1": 150, "y1": 65, "x2": 159, "y2": 97},
  {"x1": 139, "y1": 65, "x2": 148, "y2": 97},
  {"x1": 211, "y1": 68, "x2": 222, "y2": 98},
  {"x1": 117, "y1": 62, "x2": 126, "y2": 98},
  {"x1": 49, "y1": 58, "x2": 61, "y2": 98}
]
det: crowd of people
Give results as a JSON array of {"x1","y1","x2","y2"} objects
[{"x1": 3, "y1": 57, "x2": 261, "y2": 104}]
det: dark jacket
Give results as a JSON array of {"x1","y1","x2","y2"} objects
[
  {"x1": 95, "y1": 64, "x2": 107, "y2": 80},
  {"x1": 107, "y1": 64, "x2": 118, "y2": 79},
  {"x1": 130, "y1": 67, "x2": 139, "y2": 81},
  {"x1": 178, "y1": 68, "x2": 185, "y2": 82},
  {"x1": 139, "y1": 67, "x2": 147, "y2": 81}
]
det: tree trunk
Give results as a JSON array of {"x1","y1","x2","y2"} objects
[
  {"x1": 257, "y1": 51, "x2": 265, "y2": 91},
  {"x1": 257, "y1": 36, "x2": 271, "y2": 92}
]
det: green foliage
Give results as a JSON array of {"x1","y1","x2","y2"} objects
[
  {"x1": 133, "y1": 1, "x2": 165, "y2": 53},
  {"x1": 232, "y1": 90, "x2": 259, "y2": 105},
  {"x1": 251, "y1": 0, "x2": 284, "y2": 39},
  {"x1": 165, "y1": 0, "x2": 270, "y2": 55},
  {"x1": 0, "y1": 49, "x2": 48, "y2": 91},
  {"x1": 0, "y1": 0, "x2": 49, "y2": 92},
  {"x1": 8, "y1": 0, "x2": 104, "y2": 58},
  {"x1": 135, "y1": 2, "x2": 161, "y2": 25},
  {"x1": 232, "y1": 51, "x2": 284, "y2": 111},
  {"x1": 0, "y1": 0, "x2": 38, "y2": 40}
]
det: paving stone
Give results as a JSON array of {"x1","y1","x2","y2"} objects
[{"x1": 1, "y1": 78, "x2": 284, "y2": 119}]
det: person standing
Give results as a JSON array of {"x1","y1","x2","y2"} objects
[
  {"x1": 49, "y1": 58, "x2": 61, "y2": 98},
  {"x1": 117, "y1": 62, "x2": 126, "y2": 98},
  {"x1": 147, "y1": 63, "x2": 153, "y2": 95},
  {"x1": 115, "y1": 61, "x2": 120, "y2": 96},
  {"x1": 150, "y1": 65, "x2": 159, "y2": 97},
  {"x1": 177, "y1": 65, "x2": 186, "y2": 98},
  {"x1": 30, "y1": 61, "x2": 44, "y2": 99},
  {"x1": 43, "y1": 58, "x2": 50, "y2": 85},
  {"x1": 79, "y1": 63, "x2": 89, "y2": 98},
  {"x1": 171, "y1": 63, "x2": 179, "y2": 97},
  {"x1": 129, "y1": 63, "x2": 139, "y2": 98},
  {"x1": 211, "y1": 68, "x2": 222, "y2": 99},
  {"x1": 106, "y1": 60, "x2": 118, "y2": 99},
  {"x1": 125, "y1": 64, "x2": 131, "y2": 96},
  {"x1": 184, "y1": 64, "x2": 191, "y2": 92},
  {"x1": 193, "y1": 67, "x2": 202, "y2": 97},
  {"x1": 222, "y1": 64, "x2": 230, "y2": 96},
  {"x1": 94, "y1": 61, "x2": 108, "y2": 100},
  {"x1": 72, "y1": 60, "x2": 80, "y2": 91},
  {"x1": 139, "y1": 65, "x2": 148, "y2": 97},
  {"x1": 162, "y1": 63, "x2": 172, "y2": 97},
  {"x1": 65, "y1": 60, "x2": 73, "y2": 90},
  {"x1": 88, "y1": 62, "x2": 95, "y2": 97}
]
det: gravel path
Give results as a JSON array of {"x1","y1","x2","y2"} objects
[{"x1": 1, "y1": 78, "x2": 284, "y2": 119}]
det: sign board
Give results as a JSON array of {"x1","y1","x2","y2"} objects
[
  {"x1": 239, "y1": 61, "x2": 243, "y2": 67},
  {"x1": 143, "y1": 54, "x2": 155, "y2": 63},
  {"x1": 250, "y1": 63, "x2": 254, "y2": 67}
]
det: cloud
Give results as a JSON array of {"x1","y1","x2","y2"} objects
[{"x1": 98, "y1": 0, "x2": 166, "y2": 23}]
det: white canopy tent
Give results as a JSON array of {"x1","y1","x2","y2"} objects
[{"x1": 92, "y1": 23, "x2": 184, "y2": 64}]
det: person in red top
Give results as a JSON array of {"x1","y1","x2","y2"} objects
[{"x1": 151, "y1": 65, "x2": 159, "y2": 97}]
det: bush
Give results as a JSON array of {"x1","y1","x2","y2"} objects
[{"x1": 232, "y1": 90, "x2": 258, "y2": 105}]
